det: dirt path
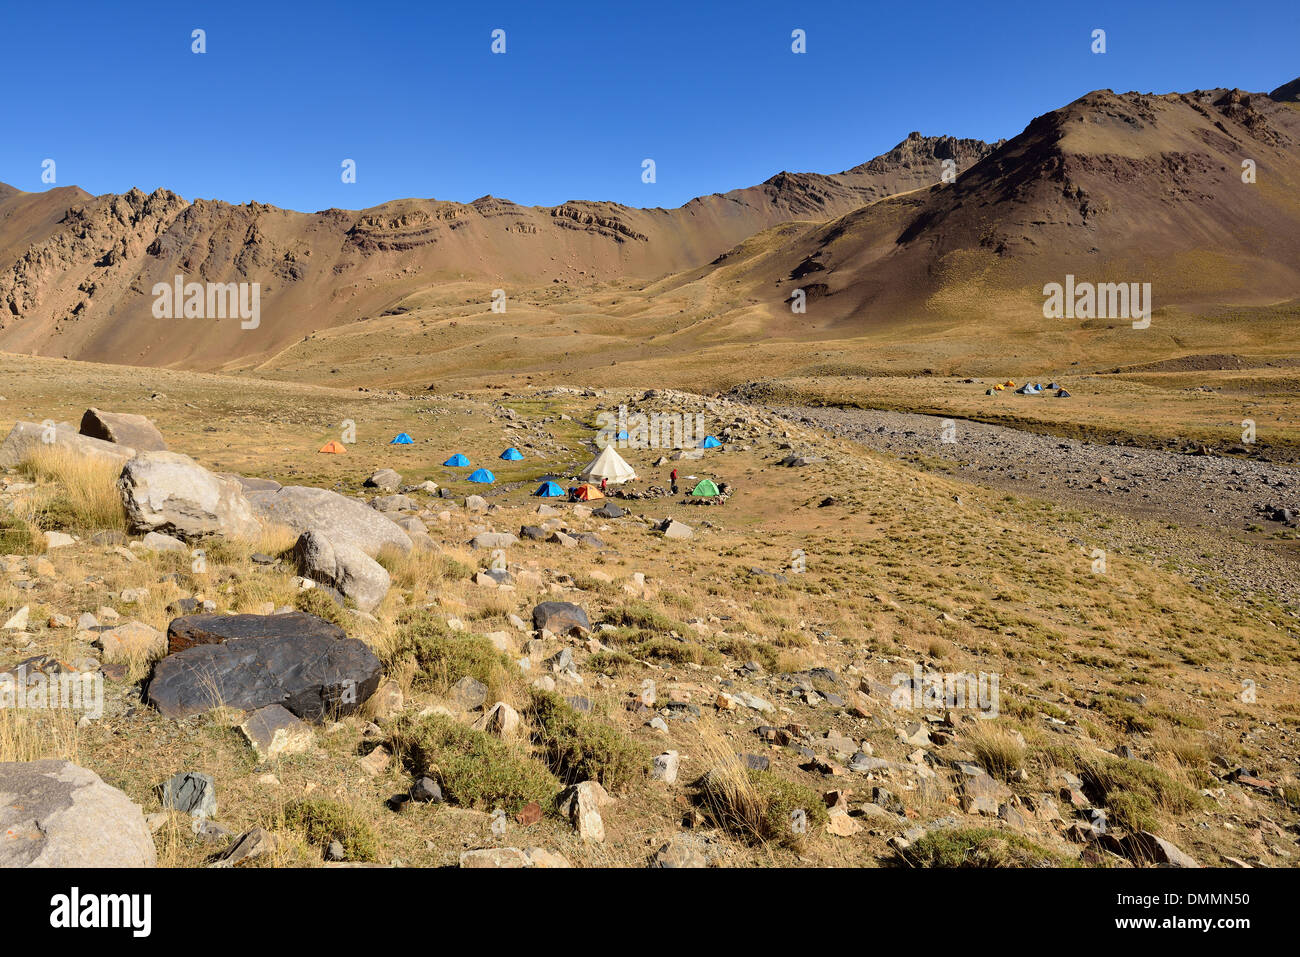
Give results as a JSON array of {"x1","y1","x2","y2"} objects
[{"x1": 774, "y1": 404, "x2": 1300, "y2": 612}]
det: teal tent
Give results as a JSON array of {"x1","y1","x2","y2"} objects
[
  {"x1": 390, "y1": 432, "x2": 414, "y2": 445},
  {"x1": 534, "y1": 481, "x2": 565, "y2": 497},
  {"x1": 699, "y1": 435, "x2": 722, "y2": 449},
  {"x1": 500, "y1": 447, "x2": 524, "y2": 461},
  {"x1": 467, "y1": 468, "x2": 495, "y2": 483},
  {"x1": 443, "y1": 454, "x2": 470, "y2": 467}
]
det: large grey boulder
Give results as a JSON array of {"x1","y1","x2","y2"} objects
[
  {"x1": 0, "y1": 421, "x2": 134, "y2": 469},
  {"x1": 293, "y1": 530, "x2": 391, "y2": 612},
  {"x1": 78, "y1": 408, "x2": 168, "y2": 451},
  {"x1": 469, "y1": 531, "x2": 518, "y2": 550},
  {"x1": 118, "y1": 451, "x2": 261, "y2": 540},
  {"x1": 532, "y1": 601, "x2": 591, "y2": 635},
  {"x1": 0, "y1": 759, "x2": 156, "y2": 867},
  {"x1": 247, "y1": 486, "x2": 412, "y2": 556}
]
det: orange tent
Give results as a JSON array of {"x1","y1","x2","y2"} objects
[
  {"x1": 318, "y1": 440, "x2": 347, "y2": 454},
  {"x1": 570, "y1": 483, "x2": 605, "y2": 501}
]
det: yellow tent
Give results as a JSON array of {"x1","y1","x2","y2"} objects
[
  {"x1": 992, "y1": 384, "x2": 1005, "y2": 391},
  {"x1": 1003, "y1": 380, "x2": 1016, "y2": 388}
]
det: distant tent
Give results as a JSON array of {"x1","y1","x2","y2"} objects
[
  {"x1": 992, "y1": 384, "x2": 1005, "y2": 391},
  {"x1": 318, "y1": 440, "x2": 346, "y2": 454},
  {"x1": 534, "y1": 480, "x2": 565, "y2": 497},
  {"x1": 690, "y1": 479, "x2": 720, "y2": 496},
  {"x1": 500, "y1": 447, "x2": 524, "y2": 461},
  {"x1": 1003, "y1": 380, "x2": 1016, "y2": 388},
  {"x1": 571, "y1": 483, "x2": 605, "y2": 501},
  {"x1": 1015, "y1": 383, "x2": 1041, "y2": 395},
  {"x1": 390, "y1": 432, "x2": 414, "y2": 445},
  {"x1": 985, "y1": 389, "x2": 996, "y2": 395},
  {"x1": 1047, "y1": 382, "x2": 1059, "y2": 390},
  {"x1": 467, "y1": 468, "x2": 495, "y2": 483},
  {"x1": 443, "y1": 454, "x2": 470, "y2": 467},
  {"x1": 698, "y1": 435, "x2": 722, "y2": 449},
  {"x1": 1056, "y1": 389, "x2": 1072, "y2": 398},
  {"x1": 616, "y1": 430, "x2": 629, "y2": 441},
  {"x1": 579, "y1": 445, "x2": 637, "y2": 484}
]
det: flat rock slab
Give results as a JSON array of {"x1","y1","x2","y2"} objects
[
  {"x1": 239, "y1": 704, "x2": 314, "y2": 760},
  {"x1": 0, "y1": 759, "x2": 156, "y2": 867},
  {"x1": 79, "y1": 408, "x2": 168, "y2": 451},
  {"x1": 247, "y1": 485, "x2": 412, "y2": 556},
  {"x1": 145, "y1": 631, "x2": 382, "y2": 722},
  {"x1": 167, "y1": 612, "x2": 346, "y2": 655}
]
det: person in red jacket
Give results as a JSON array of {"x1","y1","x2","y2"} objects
[
  {"x1": 670, "y1": 468, "x2": 678, "y2": 495},
  {"x1": 600, "y1": 476, "x2": 607, "y2": 493}
]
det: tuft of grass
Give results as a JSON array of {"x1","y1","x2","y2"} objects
[
  {"x1": 0, "y1": 515, "x2": 43, "y2": 555},
  {"x1": 692, "y1": 724, "x2": 826, "y2": 849},
  {"x1": 527, "y1": 689, "x2": 646, "y2": 791},
  {"x1": 19, "y1": 448, "x2": 126, "y2": 533},
  {"x1": 1042, "y1": 746, "x2": 1202, "y2": 830},
  {"x1": 282, "y1": 799, "x2": 379, "y2": 862},
  {"x1": 0, "y1": 708, "x2": 80, "y2": 763},
  {"x1": 901, "y1": 827, "x2": 1075, "y2": 867},
  {"x1": 381, "y1": 612, "x2": 516, "y2": 700},
  {"x1": 968, "y1": 723, "x2": 1026, "y2": 781},
  {"x1": 292, "y1": 588, "x2": 350, "y2": 629},
  {"x1": 388, "y1": 713, "x2": 559, "y2": 813}
]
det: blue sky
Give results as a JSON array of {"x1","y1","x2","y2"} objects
[{"x1": 1, "y1": 0, "x2": 1292, "y2": 212}]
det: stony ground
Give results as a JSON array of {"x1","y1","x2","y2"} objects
[
  {"x1": 2, "y1": 366, "x2": 1299, "y2": 868},
  {"x1": 776, "y1": 404, "x2": 1300, "y2": 611}
]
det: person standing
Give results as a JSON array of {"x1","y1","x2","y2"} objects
[
  {"x1": 670, "y1": 467, "x2": 678, "y2": 495},
  {"x1": 600, "y1": 476, "x2": 607, "y2": 494}
]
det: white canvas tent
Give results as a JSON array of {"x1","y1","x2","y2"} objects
[{"x1": 579, "y1": 445, "x2": 637, "y2": 484}]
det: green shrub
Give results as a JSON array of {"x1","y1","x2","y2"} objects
[
  {"x1": 282, "y1": 799, "x2": 379, "y2": 862},
  {"x1": 528, "y1": 689, "x2": 646, "y2": 791},
  {"x1": 293, "y1": 588, "x2": 350, "y2": 628},
  {"x1": 902, "y1": 827, "x2": 1074, "y2": 867},
  {"x1": 384, "y1": 613, "x2": 515, "y2": 698},
  {"x1": 389, "y1": 713, "x2": 558, "y2": 813}
]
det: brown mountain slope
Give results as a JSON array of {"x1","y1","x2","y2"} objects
[
  {"x1": 0, "y1": 135, "x2": 995, "y2": 368},
  {"x1": 731, "y1": 85, "x2": 1300, "y2": 336}
]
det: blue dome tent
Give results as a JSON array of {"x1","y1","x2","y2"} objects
[
  {"x1": 699, "y1": 435, "x2": 722, "y2": 449},
  {"x1": 443, "y1": 454, "x2": 470, "y2": 467},
  {"x1": 533, "y1": 480, "x2": 565, "y2": 497},
  {"x1": 390, "y1": 432, "x2": 414, "y2": 445},
  {"x1": 467, "y1": 468, "x2": 495, "y2": 483},
  {"x1": 500, "y1": 447, "x2": 524, "y2": 461}
]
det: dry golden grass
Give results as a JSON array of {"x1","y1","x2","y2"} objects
[
  {"x1": 0, "y1": 707, "x2": 80, "y2": 763},
  {"x1": 19, "y1": 446, "x2": 126, "y2": 533}
]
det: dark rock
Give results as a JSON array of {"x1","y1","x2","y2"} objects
[
  {"x1": 531, "y1": 601, "x2": 591, "y2": 635},
  {"x1": 158, "y1": 772, "x2": 217, "y2": 818},
  {"x1": 166, "y1": 612, "x2": 346, "y2": 655},
  {"x1": 410, "y1": 777, "x2": 443, "y2": 804},
  {"x1": 144, "y1": 628, "x2": 382, "y2": 721}
]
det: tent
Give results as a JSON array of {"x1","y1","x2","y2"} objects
[
  {"x1": 579, "y1": 445, "x2": 637, "y2": 484},
  {"x1": 467, "y1": 468, "x2": 495, "y2": 483},
  {"x1": 992, "y1": 383, "x2": 1005, "y2": 391},
  {"x1": 318, "y1": 440, "x2": 346, "y2": 454},
  {"x1": 985, "y1": 389, "x2": 997, "y2": 396},
  {"x1": 1003, "y1": 380, "x2": 1016, "y2": 388},
  {"x1": 390, "y1": 432, "x2": 414, "y2": 445},
  {"x1": 570, "y1": 483, "x2": 604, "y2": 501},
  {"x1": 533, "y1": 480, "x2": 565, "y2": 497},
  {"x1": 690, "y1": 479, "x2": 720, "y2": 496},
  {"x1": 1015, "y1": 383, "x2": 1041, "y2": 395},
  {"x1": 1056, "y1": 389, "x2": 1072, "y2": 398},
  {"x1": 500, "y1": 447, "x2": 524, "y2": 461},
  {"x1": 443, "y1": 454, "x2": 470, "y2": 467},
  {"x1": 698, "y1": 435, "x2": 722, "y2": 449},
  {"x1": 1047, "y1": 382, "x2": 1059, "y2": 390}
]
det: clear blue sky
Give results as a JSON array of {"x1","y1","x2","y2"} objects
[{"x1": 1, "y1": 0, "x2": 1290, "y2": 212}]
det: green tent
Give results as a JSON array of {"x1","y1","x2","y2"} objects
[{"x1": 689, "y1": 479, "x2": 720, "y2": 496}]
